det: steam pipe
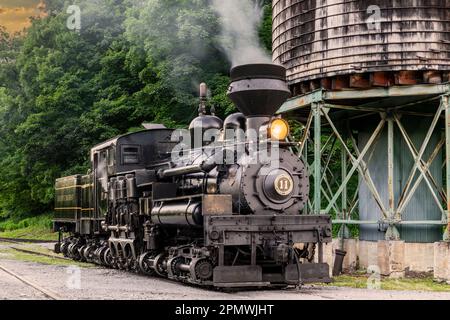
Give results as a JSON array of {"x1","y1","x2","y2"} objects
[{"x1": 159, "y1": 164, "x2": 204, "y2": 178}]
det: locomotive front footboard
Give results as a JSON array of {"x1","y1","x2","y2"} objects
[{"x1": 204, "y1": 214, "x2": 332, "y2": 287}]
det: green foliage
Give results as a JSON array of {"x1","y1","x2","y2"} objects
[
  {"x1": 0, "y1": 0, "x2": 273, "y2": 219},
  {"x1": 259, "y1": 0, "x2": 273, "y2": 53},
  {"x1": 0, "y1": 213, "x2": 53, "y2": 232}
]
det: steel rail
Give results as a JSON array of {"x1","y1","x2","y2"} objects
[
  {"x1": 0, "y1": 264, "x2": 61, "y2": 300},
  {"x1": 0, "y1": 237, "x2": 56, "y2": 244},
  {"x1": 10, "y1": 247, "x2": 70, "y2": 261}
]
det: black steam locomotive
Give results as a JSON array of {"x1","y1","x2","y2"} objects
[{"x1": 53, "y1": 64, "x2": 332, "y2": 288}]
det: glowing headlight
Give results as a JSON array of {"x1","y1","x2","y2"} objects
[{"x1": 269, "y1": 118, "x2": 290, "y2": 141}]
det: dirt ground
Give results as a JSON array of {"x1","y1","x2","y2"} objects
[{"x1": 1, "y1": 242, "x2": 450, "y2": 300}]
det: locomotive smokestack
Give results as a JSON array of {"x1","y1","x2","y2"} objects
[
  {"x1": 227, "y1": 64, "x2": 290, "y2": 139},
  {"x1": 227, "y1": 64, "x2": 290, "y2": 117}
]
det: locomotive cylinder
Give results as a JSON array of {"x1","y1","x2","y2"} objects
[{"x1": 151, "y1": 201, "x2": 202, "y2": 226}]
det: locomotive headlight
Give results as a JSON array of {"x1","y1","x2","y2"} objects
[{"x1": 269, "y1": 118, "x2": 290, "y2": 141}]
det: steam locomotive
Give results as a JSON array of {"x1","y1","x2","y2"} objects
[{"x1": 53, "y1": 64, "x2": 332, "y2": 288}]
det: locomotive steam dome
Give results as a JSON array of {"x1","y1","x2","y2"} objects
[
  {"x1": 188, "y1": 115, "x2": 223, "y2": 147},
  {"x1": 272, "y1": 0, "x2": 450, "y2": 86},
  {"x1": 188, "y1": 115, "x2": 223, "y2": 135}
]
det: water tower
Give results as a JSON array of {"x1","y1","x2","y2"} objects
[{"x1": 274, "y1": 0, "x2": 450, "y2": 276}]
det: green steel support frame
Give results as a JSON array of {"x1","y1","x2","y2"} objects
[{"x1": 278, "y1": 84, "x2": 450, "y2": 241}]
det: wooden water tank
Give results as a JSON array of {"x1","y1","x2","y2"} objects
[{"x1": 272, "y1": 0, "x2": 450, "y2": 89}]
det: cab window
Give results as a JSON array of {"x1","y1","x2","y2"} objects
[{"x1": 121, "y1": 145, "x2": 141, "y2": 165}]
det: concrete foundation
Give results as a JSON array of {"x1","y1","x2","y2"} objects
[
  {"x1": 317, "y1": 239, "x2": 445, "y2": 280},
  {"x1": 434, "y1": 242, "x2": 450, "y2": 283},
  {"x1": 377, "y1": 241, "x2": 405, "y2": 278}
]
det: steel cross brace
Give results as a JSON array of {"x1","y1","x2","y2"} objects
[
  {"x1": 444, "y1": 94, "x2": 450, "y2": 241},
  {"x1": 322, "y1": 109, "x2": 388, "y2": 217},
  {"x1": 394, "y1": 112, "x2": 446, "y2": 217}
]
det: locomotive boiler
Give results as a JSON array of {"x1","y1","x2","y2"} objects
[{"x1": 53, "y1": 64, "x2": 332, "y2": 288}]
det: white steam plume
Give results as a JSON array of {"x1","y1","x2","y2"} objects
[{"x1": 211, "y1": 0, "x2": 271, "y2": 66}]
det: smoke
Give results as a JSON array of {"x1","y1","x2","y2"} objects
[{"x1": 211, "y1": 0, "x2": 271, "y2": 66}]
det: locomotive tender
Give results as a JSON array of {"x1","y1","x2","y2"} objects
[{"x1": 54, "y1": 64, "x2": 332, "y2": 288}]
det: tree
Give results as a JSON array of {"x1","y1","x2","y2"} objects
[{"x1": 0, "y1": 0, "x2": 273, "y2": 219}]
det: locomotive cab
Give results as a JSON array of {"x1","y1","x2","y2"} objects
[{"x1": 54, "y1": 128, "x2": 174, "y2": 236}]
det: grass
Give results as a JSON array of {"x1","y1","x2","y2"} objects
[
  {"x1": 0, "y1": 214, "x2": 58, "y2": 241},
  {"x1": 330, "y1": 273, "x2": 450, "y2": 292}
]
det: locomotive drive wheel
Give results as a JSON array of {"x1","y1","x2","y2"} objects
[
  {"x1": 194, "y1": 259, "x2": 213, "y2": 281},
  {"x1": 138, "y1": 252, "x2": 156, "y2": 275},
  {"x1": 78, "y1": 245, "x2": 88, "y2": 262},
  {"x1": 169, "y1": 256, "x2": 184, "y2": 277},
  {"x1": 60, "y1": 242, "x2": 69, "y2": 257},
  {"x1": 82, "y1": 245, "x2": 96, "y2": 263},
  {"x1": 153, "y1": 253, "x2": 167, "y2": 277},
  {"x1": 103, "y1": 248, "x2": 114, "y2": 267},
  {"x1": 68, "y1": 243, "x2": 81, "y2": 261}
]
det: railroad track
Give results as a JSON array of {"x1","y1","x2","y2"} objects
[
  {"x1": 0, "y1": 237, "x2": 67, "y2": 260},
  {"x1": 0, "y1": 238, "x2": 71, "y2": 261},
  {"x1": 0, "y1": 237, "x2": 56, "y2": 244},
  {"x1": 0, "y1": 263, "x2": 62, "y2": 300},
  {"x1": 10, "y1": 246, "x2": 70, "y2": 261}
]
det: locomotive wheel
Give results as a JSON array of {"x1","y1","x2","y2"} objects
[
  {"x1": 169, "y1": 257, "x2": 184, "y2": 277},
  {"x1": 78, "y1": 245, "x2": 88, "y2": 262},
  {"x1": 83, "y1": 245, "x2": 96, "y2": 263},
  {"x1": 103, "y1": 248, "x2": 114, "y2": 267},
  {"x1": 138, "y1": 252, "x2": 156, "y2": 275},
  {"x1": 194, "y1": 259, "x2": 213, "y2": 281},
  {"x1": 68, "y1": 243, "x2": 81, "y2": 261},
  {"x1": 153, "y1": 253, "x2": 167, "y2": 277},
  {"x1": 97, "y1": 246, "x2": 108, "y2": 265},
  {"x1": 60, "y1": 242, "x2": 69, "y2": 258},
  {"x1": 93, "y1": 247, "x2": 101, "y2": 265}
]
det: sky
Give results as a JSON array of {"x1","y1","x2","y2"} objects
[{"x1": 0, "y1": 0, "x2": 46, "y2": 33}]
